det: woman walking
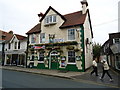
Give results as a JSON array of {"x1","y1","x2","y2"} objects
[
  {"x1": 90, "y1": 58, "x2": 98, "y2": 76},
  {"x1": 100, "y1": 59, "x2": 113, "y2": 82}
]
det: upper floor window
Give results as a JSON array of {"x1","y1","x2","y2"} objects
[
  {"x1": 113, "y1": 38, "x2": 120, "y2": 44},
  {"x1": 31, "y1": 34, "x2": 36, "y2": 44},
  {"x1": 14, "y1": 42, "x2": 17, "y2": 49},
  {"x1": 18, "y1": 41, "x2": 20, "y2": 49},
  {"x1": 68, "y1": 29, "x2": 75, "y2": 40},
  {"x1": 40, "y1": 33, "x2": 45, "y2": 43},
  {"x1": 68, "y1": 51, "x2": 75, "y2": 63},
  {"x1": 44, "y1": 15, "x2": 56, "y2": 25},
  {"x1": 8, "y1": 43, "x2": 11, "y2": 49}
]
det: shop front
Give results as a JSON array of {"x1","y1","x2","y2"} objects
[
  {"x1": 5, "y1": 50, "x2": 26, "y2": 67},
  {"x1": 27, "y1": 41, "x2": 84, "y2": 72}
]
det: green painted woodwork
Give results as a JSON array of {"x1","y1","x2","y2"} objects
[
  {"x1": 80, "y1": 25, "x2": 85, "y2": 72},
  {"x1": 66, "y1": 64, "x2": 82, "y2": 71},
  {"x1": 51, "y1": 62, "x2": 58, "y2": 69},
  {"x1": 37, "y1": 63, "x2": 49, "y2": 69}
]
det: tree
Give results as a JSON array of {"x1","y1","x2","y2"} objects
[{"x1": 93, "y1": 42, "x2": 102, "y2": 62}]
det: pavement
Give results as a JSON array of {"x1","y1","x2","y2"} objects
[{"x1": 1, "y1": 63, "x2": 120, "y2": 88}]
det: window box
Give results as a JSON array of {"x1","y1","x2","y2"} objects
[
  {"x1": 74, "y1": 49, "x2": 80, "y2": 52},
  {"x1": 66, "y1": 46, "x2": 74, "y2": 50}
]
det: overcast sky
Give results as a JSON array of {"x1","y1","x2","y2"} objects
[{"x1": 0, "y1": 0, "x2": 119, "y2": 44}]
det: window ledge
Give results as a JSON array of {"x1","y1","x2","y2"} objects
[
  {"x1": 44, "y1": 22, "x2": 57, "y2": 26},
  {"x1": 67, "y1": 63, "x2": 76, "y2": 65}
]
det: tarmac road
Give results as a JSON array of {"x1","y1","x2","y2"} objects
[{"x1": 2, "y1": 69, "x2": 116, "y2": 88}]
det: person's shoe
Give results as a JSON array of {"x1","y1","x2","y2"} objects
[
  {"x1": 99, "y1": 77, "x2": 103, "y2": 80},
  {"x1": 110, "y1": 79, "x2": 113, "y2": 82}
]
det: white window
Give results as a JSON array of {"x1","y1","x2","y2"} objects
[
  {"x1": 31, "y1": 34, "x2": 36, "y2": 44},
  {"x1": 44, "y1": 15, "x2": 57, "y2": 25},
  {"x1": 14, "y1": 42, "x2": 17, "y2": 49},
  {"x1": 113, "y1": 38, "x2": 120, "y2": 44},
  {"x1": 68, "y1": 29, "x2": 75, "y2": 40},
  {"x1": 68, "y1": 51, "x2": 75, "y2": 63},
  {"x1": 40, "y1": 33, "x2": 45, "y2": 43}
]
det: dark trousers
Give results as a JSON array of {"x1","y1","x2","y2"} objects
[
  {"x1": 91, "y1": 66, "x2": 98, "y2": 76},
  {"x1": 101, "y1": 70, "x2": 112, "y2": 79}
]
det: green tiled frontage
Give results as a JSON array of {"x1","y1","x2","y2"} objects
[{"x1": 36, "y1": 63, "x2": 48, "y2": 69}]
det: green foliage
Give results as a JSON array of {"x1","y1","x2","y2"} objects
[{"x1": 93, "y1": 42, "x2": 102, "y2": 60}]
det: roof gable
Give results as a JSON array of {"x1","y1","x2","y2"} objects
[
  {"x1": 10, "y1": 34, "x2": 26, "y2": 43},
  {"x1": 0, "y1": 30, "x2": 13, "y2": 42},
  {"x1": 40, "y1": 6, "x2": 66, "y2": 22},
  {"x1": 15, "y1": 34, "x2": 27, "y2": 40},
  {"x1": 26, "y1": 23, "x2": 41, "y2": 34}
]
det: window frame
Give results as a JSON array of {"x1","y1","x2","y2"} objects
[
  {"x1": 31, "y1": 34, "x2": 36, "y2": 44},
  {"x1": 40, "y1": 33, "x2": 45, "y2": 43},
  {"x1": 39, "y1": 52, "x2": 44, "y2": 61},
  {"x1": 68, "y1": 51, "x2": 76, "y2": 64},
  {"x1": 14, "y1": 42, "x2": 17, "y2": 50},
  {"x1": 44, "y1": 15, "x2": 57, "y2": 25},
  {"x1": 114, "y1": 38, "x2": 120, "y2": 44},
  {"x1": 68, "y1": 29, "x2": 76, "y2": 41}
]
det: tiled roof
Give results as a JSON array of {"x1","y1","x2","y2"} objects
[
  {"x1": 26, "y1": 23, "x2": 41, "y2": 34},
  {"x1": 15, "y1": 34, "x2": 27, "y2": 40},
  {"x1": 0, "y1": 30, "x2": 13, "y2": 42},
  {"x1": 60, "y1": 11, "x2": 87, "y2": 28}
]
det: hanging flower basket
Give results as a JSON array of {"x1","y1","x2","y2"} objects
[
  {"x1": 57, "y1": 49, "x2": 63, "y2": 53},
  {"x1": 74, "y1": 49, "x2": 80, "y2": 52},
  {"x1": 66, "y1": 46, "x2": 74, "y2": 50}
]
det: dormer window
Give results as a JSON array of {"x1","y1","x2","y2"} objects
[{"x1": 44, "y1": 15, "x2": 57, "y2": 25}]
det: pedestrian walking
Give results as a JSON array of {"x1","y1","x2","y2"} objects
[
  {"x1": 90, "y1": 58, "x2": 98, "y2": 76},
  {"x1": 100, "y1": 59, "x2": 113, "y2": 82}
]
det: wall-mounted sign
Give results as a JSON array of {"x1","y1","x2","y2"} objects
[
  {"x1": 61, "y1": 60, "x2": 66, "y2": 67},
  {"x1": 54, "y1": 39, "x2": 64, "y2": 43},
  {"x1": 61, "y1": 56, "x2": 66, "y2": 61}
]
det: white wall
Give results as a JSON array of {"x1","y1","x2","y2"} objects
[
  {"x1": 83, "y1": 13, "x2": 93, "y2": 69},
  {"x1": 5, "y1": 35, "x2": 27, "y2": 51}
]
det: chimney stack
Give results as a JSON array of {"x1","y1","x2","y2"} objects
[
  {"x1": 38, "y1": 12, "x2": 44, "y2": 22},
  {"x1": 81, "y1": 0, "x2": 88, "y2": 14}
]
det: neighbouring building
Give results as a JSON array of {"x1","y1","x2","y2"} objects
[
  {"x1": 4, "y1": 34, "x2": 27, "y2": 67},
  {"x1": 0, "y1": 30, "x2": 13, "y2": 65},
  {"x1": 26, "y1": 0, "x2": 93, "y2": 72},
  {"x1": 101, "y1": 32, "x2": 120, "y2": 72}
]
